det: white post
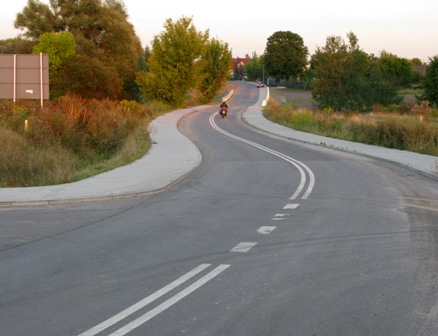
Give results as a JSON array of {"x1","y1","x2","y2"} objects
[
  {"x1": 13, "y1": 54, "x2": 16, "y2": 103},
  {"x1": 40, "y1": 53, "x2": 43, "y2": 108}
]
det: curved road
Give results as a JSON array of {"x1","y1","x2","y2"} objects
[{"x1": 1, "y1": 82, "x2": 438, "y2": 335}]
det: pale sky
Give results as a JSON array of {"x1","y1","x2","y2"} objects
[{"x1": 1, "y1": 0, "x2": 437, "y2": 63}]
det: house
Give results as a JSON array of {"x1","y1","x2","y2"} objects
[
  {"x1": 231, "y1": 57, "x2": 251, "y2": 80},
  {"x1": 231, "y1": 57, "x2": 252, "y2": 71}
]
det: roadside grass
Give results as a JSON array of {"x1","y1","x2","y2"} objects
[
  {"x1": 67, "y1": 119, "x2": 152, "y2": 183},
  {"x1": 0, "y1": 83, "x2": 236, "y2": 188},
  {"x1": 0, "y1": 126, "x2": 81, "y2": 187},
  {"x1": 0, "y1": 96, "x2": 169, "y2": 187},
  {"x1": 4, "y1": 84, "x2": 434, "y2": 187},
  {"x1": 263, "y1": 98, "x2": 438, "y2": 156}
]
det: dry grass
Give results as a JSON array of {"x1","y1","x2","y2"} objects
[
  {"x1": 0, "y1": 95, "x2": 167, "y2": 187},
  {"x1": 264, "y1": 95, "x2": 438, "y2": 156}
]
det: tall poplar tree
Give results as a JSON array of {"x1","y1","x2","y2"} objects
[
  {"x1": 197, "y1": 38, "x2": 232, "y2": 104},
  {"x1": 136, "y1": 16, "x2": 209, "y2": 107}
]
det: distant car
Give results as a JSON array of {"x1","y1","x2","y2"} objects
[{"x1": 256, "y1": 81, "x2": 264, "y2": 88}]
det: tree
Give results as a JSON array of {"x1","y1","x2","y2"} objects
[
  {"x1": 54, "y1": 54, "x2": 123, "y2": 99},
  {"x1": 139, "y1": 46, "x2": 151, "y2": 72},
  {"x1": 423, "y1": 56, "x2": 438, "y2": 107},
  {"x1": 15, "y1": 0, "x2": 143, "y2": 100},
  {"x1": 0, "y1": 37, "x2": 36, "y2": 54},
  {"x1": 14, "y1": 0, "x2": 55, "y2": 40},
  {"x1": 245, "y1": 52, "x2": 264, "y2": 81},
  {"x1": 311, "y1": 32, "x2": 401, "y2": 112},
  {"x1": 378, "y1": 51, "x2": 413, "y2": 86},
  {"x1": 263, "y1": 31, "x2": 308, "y2": 83},
  {"x1": 136, "y1": 16, "x2": 209, "y2": 107},
  {"x1": 197, "y1": 38, "x2": 232, "y2": 104},
  {"x1": 33, "y1": 32, "x2": 76, "y2": 77},
  {"x1": 411, "y1": 58, "x2": 423, "y2": 66}
]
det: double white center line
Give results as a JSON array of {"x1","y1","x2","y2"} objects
[
  {"x1": 78, "y1": 263, "x2": 229, "y2": 336},
  {"x1": 209, "y1": 113, "x2": 315, "y2": 201}
]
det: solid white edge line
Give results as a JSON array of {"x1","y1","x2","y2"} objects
[
  {"x1": 78, "y1": 263, "x2": 211, "y2": 336},
  {"x1": 109, "y1": 264, "x2": 231, "y2": 336}
]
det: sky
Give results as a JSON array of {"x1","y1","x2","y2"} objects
[{"x1": 1, "y1": 0, "x2": 437, "y2": 63}]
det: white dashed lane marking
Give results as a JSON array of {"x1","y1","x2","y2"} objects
[
  {"x1": 271, "y1": 213, "x2": 290, "y2": 221},
  {"x1": 283, "y1": 203, "x2": 299, "y2": 210},
  {"x1": 230, "y1": 242, "x2": 258, "y2": 253},
  {"x1": 257, "y1": 226, "x2": 277, "y2": 235}
]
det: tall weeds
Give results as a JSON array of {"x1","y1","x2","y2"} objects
[
  {"x1": 0, "y1": 95, "x2": 165, "y2": 187},
  {"x1": 263, "y1": 102, "x2": 438, "y2": 156},
  {"x1": 0, "y1": 127, "x2": 80, "y2": 186}
]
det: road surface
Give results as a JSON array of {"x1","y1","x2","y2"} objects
[{"x1": 1, "y1": 82, "x2": 437, "y2": 335}]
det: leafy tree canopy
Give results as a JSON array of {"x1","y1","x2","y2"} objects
[
  {"x1": 33, "y1": 32, "x2": 76, "y2": 76},
  {"x1": 411, "y1": 58, "x2": 423, "y2": 66},
  {"x1": 136, "y1": 16, "x2": 210, "y2": 107},
  {"x1": 0, "y1": 37, "x2": 36, "y2": 54},
  {"x1": 53, "y1": 54, "x2": 123, "y2": 99},
  {"x1": 15, "y1": 0, "x2": 142, "y2": 100},
  {"x1": 423, "y1": 55, "x2": 438, "y2": 107},
  {"x1": 197, "y1": 38, "x2": 232, "y2": 104},
  {"x1": 245, "y1": 52, "x2": 264, "y2": 82},
  {"x1": 263, "y1": 31, "x2": 308, "y2": 82},
  {"x1": 14, "y1": 0, "x2": 55, "y2": 40},
  {"x1": 377, "y1": 51, "x2": 413, "y2": 86},
  {"x1": 311, "y1": 32, "x2": 401, "y2": 112}
]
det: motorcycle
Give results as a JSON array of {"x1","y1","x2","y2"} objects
[{"x1": 219, "y1": 106, "x2": 228, "y2": 118}]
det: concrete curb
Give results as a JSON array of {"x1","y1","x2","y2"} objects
[
  {"x1": 0, "y1": 106, "x2": 210, "y2": 206},
  {"x1": 242, "y1": 87, "x2": 438, "y2": 179}
]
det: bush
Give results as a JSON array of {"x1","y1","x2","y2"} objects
[{"x1": 423, "y1": 55, "x2": 438, "y2": 107}]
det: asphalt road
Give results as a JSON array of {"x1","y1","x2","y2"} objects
[{"x1": 1, "y1": 82, "x2": 438, "y2": 335}]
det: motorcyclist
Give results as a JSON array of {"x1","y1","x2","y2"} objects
[
  {"x1": 219, "y1": 100, "x2": 228, "y2": 118},
  {"x1": 220, "y1": 100, "x2": 228, "y2": 111}
]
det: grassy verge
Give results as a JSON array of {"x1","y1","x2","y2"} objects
[
  {"x1": 0, "y1": 83, "x2": 236, "y2": 188},
  {"x1": 263, "y1": 100, "x2": 438, "y2": 156},
  {"x1": 0, "y1": 96, "x2": 169, "y2": 187}
]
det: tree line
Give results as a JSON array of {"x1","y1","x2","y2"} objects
[
  {"x1": 1, "y1": 0, "x2": 231, "y2": 107},
  {"x1": 244, "y1": 31, "x2": 438, "y2": 112},
  {"x1": 1, "y1": 0, "x2": 436, "y2": 111}
]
